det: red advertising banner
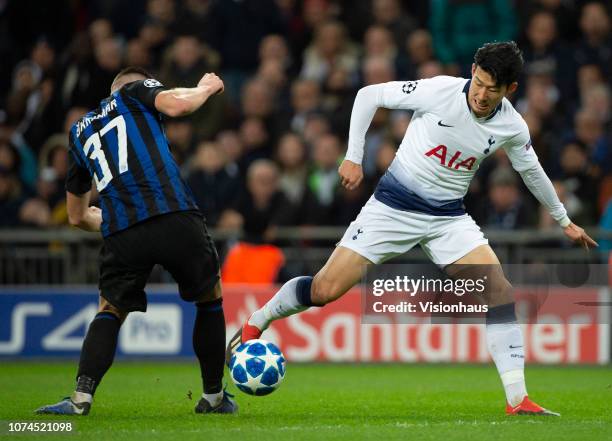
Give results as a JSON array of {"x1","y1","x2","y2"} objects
[{"x1": 222, "y1": 285, "x2": 610, "y2": 364}]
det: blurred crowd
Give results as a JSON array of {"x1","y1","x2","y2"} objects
[{"x1": 0, "y1": 0, "x2": 611, "y2": 241}]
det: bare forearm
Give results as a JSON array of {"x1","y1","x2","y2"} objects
[
  {"x1": 156, "y1": 86, "x2": 215, "y2": 117},
  {"x1": 67, "y1": 191, "x2": 101, "y2": 232},
  {"x1": 170, "y1": 85, "x2": 215, "y2": 111},
  {"x1": 155, "y1": 73, "x2": 223, "y2": 117}
]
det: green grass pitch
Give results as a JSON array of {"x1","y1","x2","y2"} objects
[{"x1": 1, "y1": 362, "x2": 610, "y2": 440}]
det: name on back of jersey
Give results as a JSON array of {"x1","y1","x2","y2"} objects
[{"x1": 75, "y1": 99, "x2": 117, "y2": 137}]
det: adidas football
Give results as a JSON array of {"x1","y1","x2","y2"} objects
[{"x1": 229, "y1": 339, "x2": 286, "y2": 396}]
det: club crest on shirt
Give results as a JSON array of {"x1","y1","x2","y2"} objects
[
  {"x1": 144, "y1": 79, "x2": 163, "y2": 88},
  {"x1": 484, "y1": 135, "x2": 496, "y2": 154},
  {"x1": 402, "y1": 81, "x2": 418, "y2": 94}
]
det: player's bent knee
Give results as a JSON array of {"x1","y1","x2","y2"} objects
[
  {"x1": 311, "y1": 274, "x2": 345, "y2": 305},
  {"x1": 447, "y1": 263, "x2": 514, "y2": 307},
  {"x1": 497, "y1": 278, "x2": 514, "y2": 304},
  {"x1": 98, "y1": 298, "x2": 129, "y2": 323},
  {"x1": 195, "y1": 297, "x2": 223, "y2": 311},
  {"x1": 487, "y1": 268, "x2": 514, "y2": 307},
  {"x1": 191, "y1": 278, "x2": 222, "y2": 304}
]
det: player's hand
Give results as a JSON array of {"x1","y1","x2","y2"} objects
[
  {"x1": 88, "y1": 206, "x2": 102, "y2": 231},
  {"x1": 198, "y1": 73, "x2": 224, "y2": 95},
  {"x1": 338, "y1": 159, "x2": 363, "y2": 190},
  {"x1": 563, "y1": 222, "x2": 598, "y2": 250}
]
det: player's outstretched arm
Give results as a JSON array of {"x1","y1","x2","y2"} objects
[
  {"x1": 154, "y1": 73, "x2": 224, "y2": 117},
  {"x1": 562, "y1": 222, "x2": 598, "y2": 250},
  {"x1": 517, "y1": 163, "x2": 598, "y2": 249},
  {"x1": 67, "y1": 191, "x2": 102, "y2": 232}
]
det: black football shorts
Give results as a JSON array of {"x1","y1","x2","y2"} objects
[{"x1": 99, "y1": 210, "x2": 220, "y2": 312}]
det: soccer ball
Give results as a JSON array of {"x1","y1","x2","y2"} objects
[{"x1": 229, "y1": 339, "x2": 286, "y2": 396}]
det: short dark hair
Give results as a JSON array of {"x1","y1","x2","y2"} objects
[
  {"x1": 112, "y1": 66, "x2": 152, "y2": 85},
  {"x1": 474, "y1": 41, "x2": 524, "y2": 87}
]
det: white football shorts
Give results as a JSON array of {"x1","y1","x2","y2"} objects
[{"x1": 337, "y1": 195, "x2": 488, "y2": 266}]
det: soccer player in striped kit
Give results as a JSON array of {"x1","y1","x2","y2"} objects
[{"x1": 36, "y1": 67, "x2": 237, "y2": 415}]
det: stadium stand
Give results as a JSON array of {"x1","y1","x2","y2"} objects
[{"x1": 0, "y1": 0, "x2": 610, "y2": 283}]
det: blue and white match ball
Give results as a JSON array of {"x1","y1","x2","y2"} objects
[{"x1": 229, "y1": 339, "x2": 286, "y2": 396}]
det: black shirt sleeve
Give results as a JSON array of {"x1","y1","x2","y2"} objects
[
  {"x1": 122, "y1": 79, "x2": 167, "y2": 110},
  {"x1": 65, "y1": 144, "x2": 92, "y2": 195}
]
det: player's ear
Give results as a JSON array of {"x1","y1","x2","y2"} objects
[
  {"x1": 506, "y1": 82, "x2": 518, "y2": 96},
  {"x1": 471, "y1": 64, "x2": 476, "y2": 76}
]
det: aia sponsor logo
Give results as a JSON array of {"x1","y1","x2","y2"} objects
[{"x1": 425, "y1": 145, "x2": 476, "y2": 171}]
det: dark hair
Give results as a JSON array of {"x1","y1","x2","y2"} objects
[
  {"x1": 112, "y1": 66, "x2": 152, "y2": 85},
  {"x1": 474, "y1": 41, "x2": 524, "y2": 87}
]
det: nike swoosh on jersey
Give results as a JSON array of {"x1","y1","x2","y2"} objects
[{"x1": 437, "y1": 120, "x2": 453, "y2": 127}]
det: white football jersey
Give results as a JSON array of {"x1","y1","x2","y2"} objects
[{"x1": 355, "y1": 76, "x2": 537, "y2": 201}]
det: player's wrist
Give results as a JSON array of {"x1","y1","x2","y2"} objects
[
  {"x1": 558, "y1": 216, "x2": 571, "y2": 229},
  {"x1": 197, "y1": 83, "x2": 218, "y2": 98},
  {"x1": 343, "y1": 154, "x2": 362, "y2": 165},
  {"x1": 193, "y1": 84, "x2": 209, "y2": 98}
]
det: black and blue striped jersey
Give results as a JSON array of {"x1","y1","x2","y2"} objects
[{"x1": 66, "y1": 79, "x2": 199, "y2": 237}]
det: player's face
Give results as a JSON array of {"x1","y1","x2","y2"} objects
[{"x1": 469, "y1": 65, "x2": 517, "y2": 118}]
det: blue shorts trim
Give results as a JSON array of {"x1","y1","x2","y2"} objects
[{"x1": 373, "y1": 172, "x2": 465, "y2": 216}]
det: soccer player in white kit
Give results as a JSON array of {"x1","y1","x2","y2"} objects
[{"x1": 227, "y1": 42, "x2": 597, "y2": 415}]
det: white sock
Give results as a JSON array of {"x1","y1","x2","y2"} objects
[
  {"x1": 202, "y1": 391, "x2": 223, "y2": 407},
  {"x1": 486, "y1": 321, "x2": 527, "y2": 407},
  {"x1": 501, "y1": 370, "x2": 527, "y2": 407},
  {"x1": 248, "y1": 277, "x2": 312, "y2": 330},
  {"x1": 71, "y1": 391, "x2": 93, "y2": 404}
]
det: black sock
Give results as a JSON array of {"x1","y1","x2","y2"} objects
[
  {"x1": 486, "y1": 302, "x2": 517, "y2": 325},
  {"x1": 193, "y1": 299, "x2": 225, "y2": 394},
  {"x1": 76, "y1": 312, "x2": 121, "y2": 395}
]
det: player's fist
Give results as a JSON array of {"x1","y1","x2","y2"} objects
[
  {"x1": 338, "y1": 159, "x2": 363, "y2": 190},
  {"x1": 198, "y1": 73, "x2": 224, "y2": 95},
  {"x1": 85, "y1": 205, "x2": 102, "y2": 232},
  {"x1": 563, "y1": 222, "x2": 598, "y2": 250},
  {"x1": 88, "y1": 206, "x2": 101, "y2": 216}
]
